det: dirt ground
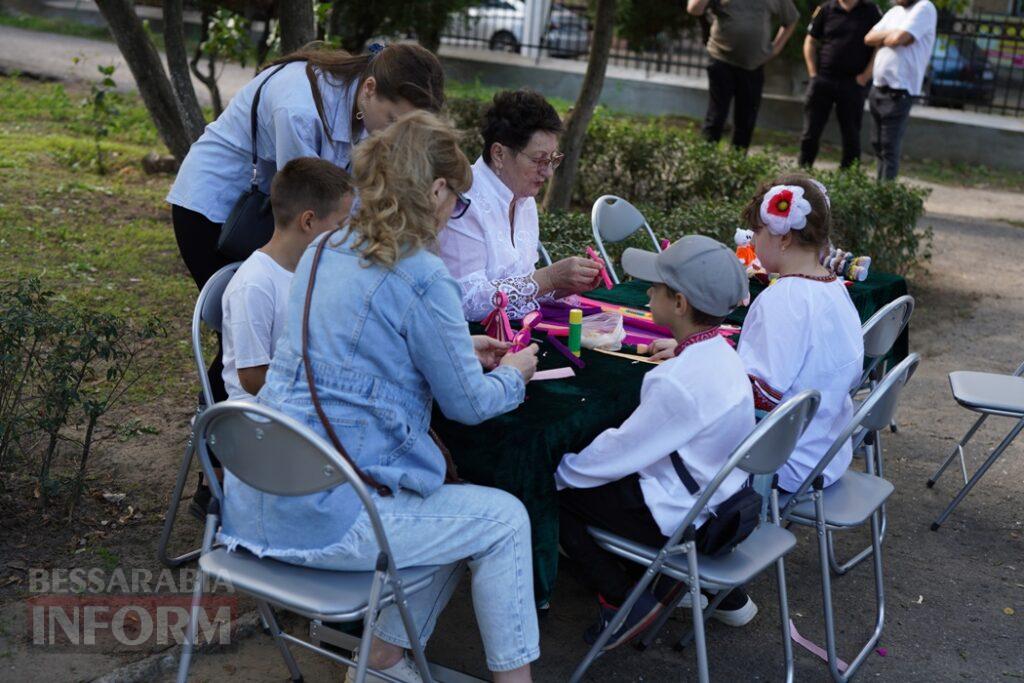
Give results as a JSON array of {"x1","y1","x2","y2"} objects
[{"x1": 2, "y1": 204, "x2": 1023, "y2": 681}]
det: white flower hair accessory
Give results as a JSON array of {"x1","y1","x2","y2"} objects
[{"x1": 759, "y1": 184, "x2": 813, "y2": 236}]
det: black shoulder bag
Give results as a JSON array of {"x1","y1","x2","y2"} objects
[{"x1": 217, "y1": 63, "x2": 289, "y2": 261}]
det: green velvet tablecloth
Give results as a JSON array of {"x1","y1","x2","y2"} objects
[{"x1": 432, "y1": 272, "x2": 909, "y2": 607}]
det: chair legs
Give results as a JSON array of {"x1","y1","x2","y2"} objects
[
  {"x1": 158, "y1": 409, "x2": 203, "y2": 569},
  {"x1": 927, "y1": 414, "x2": 987, "y2": 490},
  {"x1": 257, "y1": 602, "x2": 304, "y2": 682},
  {"x1": 569, "y1": 546, "x2": 674, "y2": 683},
  {"x1": 928, "y1": 416, "x2": 1024, "y2": 530},
  {"x1": 812, "y1": 489, "x2": 886, "y2": 682},
  {"x1": 828, "y1": 435, "x2": 887, "y2": 575}
]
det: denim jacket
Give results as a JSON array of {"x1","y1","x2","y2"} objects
[{"x1": 219, "y1": 231, "x2": 526, "y2": 562}]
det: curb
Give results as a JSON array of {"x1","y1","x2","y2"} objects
[{"x1": 90, "y1": 610, "x2": 264, "y2": 683}]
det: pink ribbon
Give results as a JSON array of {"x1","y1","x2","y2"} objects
[
  {"x1": 789, "y1": 620, "x2": 849, "y2": 673},
  {"x1": 482, "y1": 291, "x2": 514, "y2": 342},
  {"x1": 586, "y1": 246, "x2": 614, "y2": 290}
]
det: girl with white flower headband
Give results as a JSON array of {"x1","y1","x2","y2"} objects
[{"x1": 736, "y1": 174, "x2": 864, "y2": 493}]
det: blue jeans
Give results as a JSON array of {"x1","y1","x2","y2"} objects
[
  {"x1": 294, "y1": 483, "x2": 540, "y2": 672},
  {"x1": 869, "y1": 86, "x2": 914, "y2": 180}
]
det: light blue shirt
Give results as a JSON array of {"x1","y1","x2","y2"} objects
[
  {"x1": 218, "y1": 231, "x2": 527, "y2": 562},
  {"x1": 167, "y1": 61, "x2": 363, "y2": 224}
]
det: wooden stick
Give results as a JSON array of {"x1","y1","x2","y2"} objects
[{"x1": 591, "y1": 348, "x2": 663, "y2": 365}]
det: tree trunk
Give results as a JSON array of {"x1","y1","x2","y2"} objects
[
  {"x1": 162, "y1": 0, "x2": 206, "y2": 142},
  {"x1": 278, "y1": 0, "x2": 317, "y2": 54},
  {"x1": 94, "y1": 0, "x2": 194, "y2": 161},
  {"x1": 542, "y1": 0, "x2": 617, "y2": 212},
  {"x1": 190, "y1": 7, "x2": 224, "y2": 117}
]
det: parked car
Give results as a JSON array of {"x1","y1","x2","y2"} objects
[
  {"x1": 924, "y1": 35, "x2": 997, "y2": 107},
  {"x1": 446, "y1": 1, "x2": 590, "y2": 58}
]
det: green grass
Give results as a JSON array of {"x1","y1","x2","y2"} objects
[{"x1": 0, "y1": 75, "x2": 193, "y2": 402}]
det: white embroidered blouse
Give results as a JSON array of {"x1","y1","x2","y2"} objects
[{"x1": 438, "y1": 157, "x2": 550, "y2": 322}]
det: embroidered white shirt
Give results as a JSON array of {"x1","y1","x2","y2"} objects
[
  {"x1": 555, "y1": 336, "x2": 755, "y2": 536},
  {"x1": 738, "y1": 277, "x2": 864, "y2": 492},
  {"x1": 438, "y1": 157, "x2": 549, "y2": 322}
]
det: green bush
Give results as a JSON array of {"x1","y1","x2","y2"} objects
[{"x1": 450, "y1": 98, "x2": 929, "y2": 275}]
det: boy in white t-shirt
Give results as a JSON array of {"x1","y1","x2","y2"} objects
[
  {"x1": 737, "y1": 174, "x2": 864, "y2": 492},
  {"x1": 222, "y1": 157, "x2": 353, "y2": 400},
  {"x1": 864, "y1": 0, "x2": 937, "y2": 179},
  {"x1": 556, "y1": 236, "x2": 756, "y2": 650}
]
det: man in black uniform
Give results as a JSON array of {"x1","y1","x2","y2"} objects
[{"x1": 799, "y1": 0, "x2": 882, "y2": 168}]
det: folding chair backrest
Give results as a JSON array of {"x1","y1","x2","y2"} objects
[
  {"x1": 665, "y1": 391, "x2": 819, "y2": 544},
  {"x1": 193, "y1": 401, "x2": 393, "y2": 555},
  {"x1": 736, "y1": 391, "x2": 821, "y2": 475},
  {"x1": 591, "y1": 195, "x2": 660, "y2": 285},
  {"x1": 191, "y1": 262, "x2": 241, "y2": 406},
  {"x1": 789, "y1": 353, "x2": 920, "y2": 502},
  {"x1": 862, "y1": 295, "x2": 914, "y2": 360},
  {"x1": 538, "y1": 241, "x2": 553, "y2": 267}
]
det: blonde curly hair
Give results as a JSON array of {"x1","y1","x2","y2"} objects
[{"x1": 346, "y1": 110, "x2": 471, "y2": 267}]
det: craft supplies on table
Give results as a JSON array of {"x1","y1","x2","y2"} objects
[{"x1": 568, "y1": 308, "x2": 583, "y2": 356}]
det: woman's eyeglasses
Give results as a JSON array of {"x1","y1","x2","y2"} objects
[
  {"x1": 517, "y1": 150, "x2": 565, "y2": 171},
  {"x1": 451, "y1": 189, "x2": 471, "y2": 220}
]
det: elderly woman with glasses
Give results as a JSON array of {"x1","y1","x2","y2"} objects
[{"x1": 439, "y1": 89, "x2": 602, "y2": 322}]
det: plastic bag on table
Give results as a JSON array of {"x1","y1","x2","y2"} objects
[{"x1": 581, "y1": 312, "x2": 625, "y2": 351}]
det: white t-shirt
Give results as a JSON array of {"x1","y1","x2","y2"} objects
[
  {"x1": 871, "y1": 0, "x2": 937, "y2": 96},
  {"x1": 555, "y1": 335, "x2": 755, "y2": 536},
  {"x1": 738, "y1": 277, "x2": 864, "y2": 493},
  {"x1": 221, "y1": 251, "x2": 294, "y2": 401}
]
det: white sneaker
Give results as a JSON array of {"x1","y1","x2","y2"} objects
[
  {"x1": 710, "y1": 592, "x2": 759, "y2": 627},
  {"x1": 344, "y1": 649, "x2": 424, "y2": 683},
  {"x1": 674, "y1": 591, "x2": 710, "y2": 610}
]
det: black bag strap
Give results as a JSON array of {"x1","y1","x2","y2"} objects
[
  {"x1": 670, "y1": 452, "x2": 701, "y2": 496},
  {"x1": 248, "y1": 63, "x2": 289, "y2": 190}
]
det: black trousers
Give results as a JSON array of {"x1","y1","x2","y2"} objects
[
  {"x1": 799, "y1": 75, "x2": 869, "y2": 169},
  {"x1": 701, "y1": 58, "x2": 765, "y2": 150},
  {"x1": 868, "y1": 86, "x2": 913, "y2": 181},
  {"x1": 171, "y1": 204, "x2": 231, "y2": 404},
  {"x1": 559, "y1": 475, "x2": 672, "y2": 605}
]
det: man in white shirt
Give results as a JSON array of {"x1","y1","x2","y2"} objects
[
  {"x1": 864, "y1": 0, "x2": 937, "y2": 179},
  {"x1": 222, "y1": 157, "x2": 353, "y2": 400},
  {"x1": 556, "y1": 236, "x2": 756, "y2": 650}
]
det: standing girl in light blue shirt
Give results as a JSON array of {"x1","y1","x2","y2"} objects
[{"x1": 167, "y1": 43, "x2": 445, "y2": 403}]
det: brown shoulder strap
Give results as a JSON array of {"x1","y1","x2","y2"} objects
[{"x1": 302, "y1": 229, "x2": 391, "y2": 496}]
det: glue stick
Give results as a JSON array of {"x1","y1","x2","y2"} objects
[{"x1": 568, "y1": 308, "x2": 583, "y2": 357}]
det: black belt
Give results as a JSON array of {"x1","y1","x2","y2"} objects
[{"x1": 876, "y1": 85, "x2": 909, "y2": 96}]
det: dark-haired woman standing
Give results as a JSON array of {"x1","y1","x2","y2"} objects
[
  {"x1": 167, "y1": 43, "x2": 445, "y2": 403},
  {"x1": 438, "y1": 89, "x2": 601, "y2": 322}
]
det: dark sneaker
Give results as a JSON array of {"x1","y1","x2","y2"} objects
[
  {"x1": 709, "y1": 588, "x2": 758, "y2": 626},
  {"x1": 584, "y1": 591, "x2": 664, "y2": 651},
  {"x1": 188, "y1": 479, "x2": 212, "y2": 522}
]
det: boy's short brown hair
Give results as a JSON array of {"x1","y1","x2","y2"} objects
[
  {"x1": 270, "y1": 157, "x2": 352, "y2": 227},
  {"x1": 741, "y1": 173, "x2": 831, "y2": 250}
]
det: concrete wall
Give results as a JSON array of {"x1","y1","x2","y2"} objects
[{"x1": 440, "y1": 47, "x2": 1024, "y2": 173}]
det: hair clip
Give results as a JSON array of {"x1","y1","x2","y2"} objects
[
  {"x1": 760, "y1": 185, "x2": 813, "y2": 236},
  {"x1": 368, "y1": 42, "x2": 385, "y2": 58}
]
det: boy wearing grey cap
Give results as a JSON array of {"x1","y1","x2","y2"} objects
[{"x1": 555, "y1": 235, "x2": 758, "y2": 650}]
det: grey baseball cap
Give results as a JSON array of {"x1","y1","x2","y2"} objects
[{"x1": 621, "y1": 235, "x2": 749, "y2": 317}]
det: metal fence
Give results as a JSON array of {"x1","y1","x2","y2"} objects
[
  {"x1": 933, "y1": 12, "x2": 1024, "y2": 116},
  {"x1": 440, "y1": 2, "x2": 1024, "y2": 118}
]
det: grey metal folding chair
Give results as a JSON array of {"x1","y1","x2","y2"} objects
[
  {"x1": 157, "y1": 262, "x2": 240, "y2": 569},
  {"x1": 570, "y1": 391, "x2": 821, "y2": 683},
  {"x1": 830, "y1": 294, "x2": 916, "y2": 575},
  {"x1": 590, "y1": 195, "x2": 661, "y2": 284},
  {"x1": 781, "y1": 353, "x2": 920, "y2": 683},
  {"x1": 926, "y1": 358, "x2": 1024, "y2": 530},
  {"x1": 177, "y1": 401, "x2": 443, "y2": 683},
  {"x1": 538, "y1": 240, "x2": 553, "y2": 267}
]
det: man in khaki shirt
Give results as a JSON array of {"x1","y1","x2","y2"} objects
[{"x1": 688, "y1": 0, "x2": 799, "y2": 149}]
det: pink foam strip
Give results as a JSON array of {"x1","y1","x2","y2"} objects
[
  {"x1": 532, "y1": 367, "x2": 575, "y2": 381},
  {"x1": 789, "y1": 620, "x2": 849, "y2": 672}
]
